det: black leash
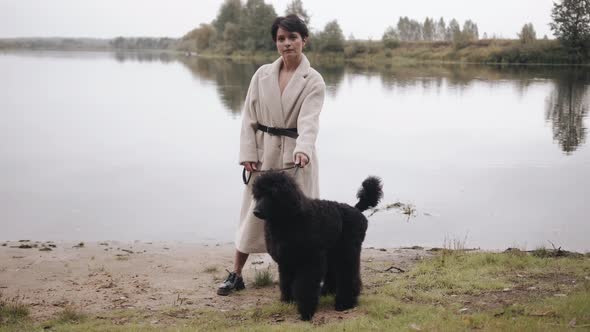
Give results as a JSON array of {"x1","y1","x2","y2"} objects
[
  {"x1": 242, "y1": 164, "x2": 301, "y2": 185},
  {"x1": 242, "y1": 123, "x2": 300, "y2": 185}
]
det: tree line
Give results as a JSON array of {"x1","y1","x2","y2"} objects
[
  {"x1": 177, "y1": 0, "x2": 589, "y2": 62},
  {"x1": 1, "y1": 0, "x2": 587, "y2": 62},
  {"x1": 180, "y1": 0, "x2": 482, "y2": 53},
  {"x1": 382, "y1": 17, "x2": 480, "y2": 49},
  {"x1": 110, "y1": 37, "x2": 177, "y2": 50},
  {"x1": 177, "y1": 0, "x2": 348, "y2": 53},
  {"x1": 178, "y1": 0, "x2": 484, "y2": 53},
  {"x1": 0, "y1": 37, "x2": 179, "y2": 51}
]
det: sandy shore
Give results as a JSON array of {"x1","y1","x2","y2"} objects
[{"x1": 0, "y1": 240, "x2": 430, "y2": 322}]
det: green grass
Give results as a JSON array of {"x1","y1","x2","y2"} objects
[
  {"x1": 55, "y1": 307, "x2": 87, "y2": 324},
  {"x1": 383, "y1": 250, "x2": 576, "y2": 301},
  {"x1": 252, "y1": 268, "x2": 274, "y2": 288},
  {"x1": 0, "y1": 293, "x2": 30, "y2": 326},
  {"x1": 531, "y1": 246, "x2": 556, "y2": 258},
  {"x1": 2, "y1": 250, "x2": 589, "y2": 331},
  {"x1": 195, "y1": 39, "x2": 589, "y2": 66}
]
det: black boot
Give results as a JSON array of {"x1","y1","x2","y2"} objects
[{"x1": 217, "y1": 271, "x2": 245, "y2": 296}]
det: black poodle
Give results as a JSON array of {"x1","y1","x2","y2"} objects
[{"x1": 252, "y1": 171, "x2": 383, "y2": 321}]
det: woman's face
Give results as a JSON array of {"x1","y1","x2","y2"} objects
[{"x1": 275, "y1": 27, "x2": 306, "y2": 60}]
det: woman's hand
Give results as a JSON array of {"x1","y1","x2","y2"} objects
[
  {"x1": 294, "y1": 153, "x2": 309, "y2": 168},
  {"x1": 242, "y1": 162, "x2": 258, "y2": 172}
]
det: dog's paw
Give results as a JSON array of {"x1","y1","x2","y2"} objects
[
  {"x1": 280, "y1": 295, "x2": 294, "y2": 303},
  {"x1": 299, "y1": 312, "x2": 314, "y2": 321},
  {"x1": 334, "y1": 302, "x2": 356, "y2": 312}
]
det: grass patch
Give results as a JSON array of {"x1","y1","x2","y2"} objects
[
  {"x1": 443, "y1": 233, "x2": 470, "y2": 251},
  {"x1": 56, "y1": 306, "x2": 87, "y2": 324},
  {"x1": 532, "y1": 246, "x2": 553, "y2": 258},
  {"x1": 194, "y1": 39, "x2": 589, "y2": 66},
  {"x1": 8, "y1": 251, "x2": 590, "y2": 331},
  {"x1": 252, "y1": 268, "x2": 274, "y2": 288},
  {"x1": 0, "y1": 293, "x2": 30, "y2": 326}
]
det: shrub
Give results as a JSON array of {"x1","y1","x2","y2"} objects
[{"x1": 253, "y1": 268, "x2": 273, "y2": 288}]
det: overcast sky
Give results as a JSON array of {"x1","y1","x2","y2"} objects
[{"x1": 0, "y1": 0, "x2": 555, "y2": 39}]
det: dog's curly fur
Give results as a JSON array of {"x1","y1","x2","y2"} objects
[{"x1": 252, "y1": 172, "x2": 383, "y2": 321}]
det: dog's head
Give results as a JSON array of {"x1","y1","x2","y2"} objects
[{"x1": 251, "y1": 171, "x2": 304, "y2": 221}]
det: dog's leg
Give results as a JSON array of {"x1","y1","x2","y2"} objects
[
  {"x1": 293, "y1": 257, "x2": 325, "y2": 321},
  {"x1": 334, "y1": 245, "x2": 362, "y2": 311},
  {"x1": 278, "y1": 263, "x2": 295, "y2": 303},
  {"x1": 321, "y1": 250, "x2": 337, "y2": 296}
]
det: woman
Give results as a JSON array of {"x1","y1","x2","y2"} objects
[{"x1": 217, "y1": 14, "x2": 326, "y2": 296}]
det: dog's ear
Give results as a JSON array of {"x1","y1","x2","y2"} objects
[{"x1": 252, "y1": 196, "x2": 268, "y2": 220}]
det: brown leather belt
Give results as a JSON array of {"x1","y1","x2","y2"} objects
[{"x1": 256, "y1": 123, "x2": 298, "y2": 139}]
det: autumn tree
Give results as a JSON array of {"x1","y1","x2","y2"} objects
[
  {"x1": 447, "y1": 19, "x2": 461, "y2": 41},
  {"x1": 382, "y1": 26, "x2": 400, "y2": 48},
  {"x1": 518, "y1": 23, "x2": 537, "y2": 44},
  {"x1": 462, "y1": 20, "x2": 479, "y2": 41},
  {"x1": 316, "y1": 20, "x2": 345, "y2": 51},
  {"x1": 435, "y1": 17, "x2": 447, "y2": 41},
  {"x1": 241, "y1": 0, "x2": 277, "y2": 51},
  {"x1": 397, "y1": 17, "x2": 422, "y2": 41},
  {"x1": 285, "y1": 0, "x2": 310, "y2": 25},
  {"x1": 423, "y1": 17, "x2": 435, "y2": 41},
  {"x1": 213, "y1": 0, "x2": 243, "y2": 36},
  {"x1": 223, "y1": 22, "x2": 241, "y2": 53},
  {"x1": 181, "y1": 24, "x2": 217, "y2": 51}
]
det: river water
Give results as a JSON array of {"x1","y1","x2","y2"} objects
[{"x1": 1, "y1": 51, "x2": 589, "y2": 251}]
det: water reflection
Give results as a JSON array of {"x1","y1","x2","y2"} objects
[
  {"x1": 110, "y1": 52, "x2": 256, "y2": 114},
  {"x1": 315, "y1": 64, "x2": 345, "y2": 96},
  {"x1": 368, "y1": 64, "x2": 574, "y2": 91},
  {"x1": 166, "y1": 56, "x2": 348, "y2": 113},
  {"x1": 113, "y1": 51, "x2": 175, "y2": 63},
  {"x1": 367, "y1": 64, "x2": 590, "y2": 153},
  {"x1": 545, "y1": 70, "x2": 589, "y2": 154},
  {"x1": 2, "y1": 51, "x2": 590, "y2": 249},
  {"x1": 108, "y1": 53, "x2": 590, "y2": 154},
  {"x1": 179, "y1": 57, "x2": 258, "y2": 114}
]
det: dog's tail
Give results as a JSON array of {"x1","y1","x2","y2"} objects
[{"x1": 354, "y1": 176, "x2": 383, "y2": 212}]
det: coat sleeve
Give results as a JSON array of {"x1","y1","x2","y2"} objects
[
  {"x1": 293, "y1": 75, "x2": 326, "y2": 162},
  {"x1": 239, "y1": 69, "x2": 261, "y2": 165}
]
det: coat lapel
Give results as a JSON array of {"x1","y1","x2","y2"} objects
[
  {"x1": 281, "y1": 54, "x2": 310, "y2": 116},
  {"x1": 260, "y1": 57, "x2": 286, "y2": 127}
]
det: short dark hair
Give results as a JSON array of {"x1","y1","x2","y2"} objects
[{"x1": 271, "y1": 14, "x2": 309, "y2": 42}]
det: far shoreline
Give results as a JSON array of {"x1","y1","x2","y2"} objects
[{"x1": 2, "y1": 39, "x2": 589, "y2": 67}]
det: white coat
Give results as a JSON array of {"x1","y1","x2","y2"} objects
[{"x1": 235, "y1": 54, "x2": 326, "y2": 253}]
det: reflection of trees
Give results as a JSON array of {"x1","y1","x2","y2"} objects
[
  {"x1": 178, "y1": 57, "x2": 259, "y2": 114},
  {"x1": 109, "y1": 53, "x2": 590, "y2": 154},
  {"x1": 103, "y1": 54, "x2": 261, "y2": 114},
  {"x1": 353, "y1": 63, "x2": 570, "y2": 93},
  {"x1": 313, "y1": 63, "x2": 345, "y2": 97},
  {"x1": 113, "y1": 51, "x2": 174, "y2": 63},
  {"x1": 545, "y1": 70, "x2": 590, "y2": 154},
  {"x1": 341, "y1": 62, "x2": 590, "y2": 154},
  {"x1": 178, "y1": 56, "x2": 346, "y2": 112}
]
